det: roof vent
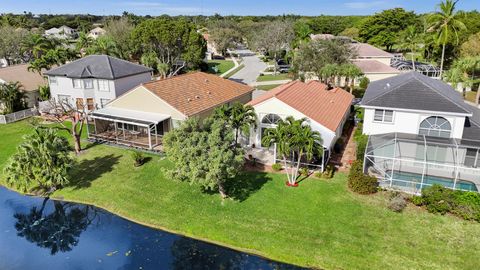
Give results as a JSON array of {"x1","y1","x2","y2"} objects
[
  {"x1": 187, "y1": 98, "x2": 192, "y2": 102},
  {"x1": 205, "y1": 79, "x2": 209, "y2": 83},
  {"x1": 207, "y1": 91, "x2": 211, "y2": 95},
  {"x1": 195, "y1": 95, "x2": 200, "y2": 99}
]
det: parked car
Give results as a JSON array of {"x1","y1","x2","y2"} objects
[{"x1": 276, "y1": 59, "x2": 291, "y2": 73}]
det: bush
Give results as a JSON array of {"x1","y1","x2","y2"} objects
[
  {"x1": 359, "y1": 76, "x2": 370, "y2": 89},
  {"x1": 299, "y1": 167, "x2": 309, "y2": 176},
  {"x1": 272, "y1": 163, "x2": 282, "y2": 171},
  {"x1": 410, "y1": 195, "x2": 424, "y2": 206},
  {"x1": 348, "y1": 160, "x2": 378, "y2": 194},
  {"x1": 421, "y1": 185, "x2": 455, "y2": 215},
  {"x1": 314, "y1": 171, "x2": 323, "y2": 178},
  {"x1": 388, "y1": 193, "x2": 407, "y2": 213},
  {"x1": 322, "y1": 164, "x2": 335, "y2": 179},
  {"x1": 131, "y1": 151, "x2": 146, "y2": 167},
  {"x1": 451, "y1": 191, "x2": 480, "y2": 221}
]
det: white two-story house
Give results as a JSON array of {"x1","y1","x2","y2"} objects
[
  {"x1": 44, "y1": 55, "x2": 152, "y2": 111},
  {"x1": 360, "y1": 71, "x2": 480, "y2": 194}
]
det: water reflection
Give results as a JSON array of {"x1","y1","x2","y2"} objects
[
  {"x1": 0, "y1": 187, "x2": 305, "y2": 270},
  {"x1": 14, "y1": 198, "x2": 96, "y2": 255}
]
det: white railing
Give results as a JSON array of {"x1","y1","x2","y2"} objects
[{"x1": 0, "y1": 108, "x2": 38, "y2": 124}]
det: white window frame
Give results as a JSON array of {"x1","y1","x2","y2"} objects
[
  {"x1": 373, "y1": 109, "x2": 394, "y2": 123},
  {"x1": 418, "y1": 116, "x2": 451, "y2": 138},
  {"x1": 72, "y1": 79, "x2": 82, "y2": 89},
  {"x1": 49, "y1": 76, "x2": 57, "y2": 85},
  {"x1": 97, "y1": 79, "x2": 110, "y2": 92},
  {"x1": 83, "y1": 79, "x2": 94, "y2": 89}
]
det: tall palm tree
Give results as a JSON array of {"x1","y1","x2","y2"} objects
[
  {"x1": 21, "y1": 33, "x2": 53, "y2": 60},
  {"x1": 341, "y1": 63, "x2": 363, "y2": 93},
  {"x1": 86, "y1": 36, "x2": 119, "y2": 57},
  {"x1": 320, "y1": 64, "x2": 338, "y2": 86},
  {"x1": 399, "y1": 25, "x2": 421, "y2": 71},
  {"x1": 0, "y1": 81, "x2": 26, "y2": 114},
  {"x1": 213, "y1": 102, "x2": 257, "y2": 145},
  {"x1": 447, "y1": 56, "x2": 480, "y2": 102},
  {"x1": 428, "y1": 0, "x2": 466, "y2": 78},
  {"x1": 262, "y1": 117, "x2": 323, "y2": 186},
  {"x1": 75, "y1": 32, "x2": 94, "y2": 57}
]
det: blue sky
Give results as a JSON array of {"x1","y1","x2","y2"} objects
[{"x1": 0, "y1": 0, "x2": 478, "y2": 16}]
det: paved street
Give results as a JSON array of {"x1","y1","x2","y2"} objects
[{"x1": 228, "y1": 48, "x2": 267, "y2": 85}]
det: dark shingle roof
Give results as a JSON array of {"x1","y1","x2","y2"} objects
[
  {"x1": 361, "y1": 72, "x2": 471, "y2": 114},
  {"x1": 462, "y1": 103, "x2": 480, "y2": 141},
  {"x1": 44, "y1": 55, "x2": 152, "y2": 80}
]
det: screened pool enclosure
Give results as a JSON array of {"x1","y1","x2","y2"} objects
[{"x1": 364, "y1": 133, "x2": 480, "y2": 194}]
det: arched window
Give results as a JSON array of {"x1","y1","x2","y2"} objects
[
  {"x1": 261, "y1": 114, "x2": 281, "y2": 125},
  {"x1": 419, "y1": 116, "x2": 451, "y2": 138}
]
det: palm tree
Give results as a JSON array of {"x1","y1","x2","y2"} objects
[
  {"x1": 213, "y1": 102, "x2": 257, "y2": 145},
  {"x1": 428, "y1": 0, "x2": 466, "y2": 78},
  {"x1": 21, "y1": 33, "x2": 53, "y2": 60},
  {"x1": 262, "y1": 117, "x2": 323, "y2": 186},
  {"x1": 0, "y1": 81, "x2": 26, "y2": 114},
  {"x1": 399, "y1": 25, "x2": 421, "y2": 71},
  {"x1": 75, "y1": 32, "x2": 94, "y2": 56},
  {"x1": 320, "y1": 64, "x2": 338, "y2": 86},
  {"x1": 341, "y1": 63, "x2": 363, "y2": 93},
  {"x1": 86, "y1": 36, "x2": 118, "y2": 57},
  {"x1": 447, "y1": 56, "x2": 480, "y2": 101}
]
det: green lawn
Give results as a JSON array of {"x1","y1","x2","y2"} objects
[
  {"x1": 223, "y1": 64, "x2": 244, "y2": 79},
  {"x1": 1, "y1": 120, "x2": 480, "y2": 270},
  {"x1": 256, "y1": 84, "x2": 282, "y2": 91},
  {"x1": 257, "y1": 73, "x2": 290, "y2": 82},
  {"x1": 207, "y1": 60, "x2": 235, "y2": 75}
]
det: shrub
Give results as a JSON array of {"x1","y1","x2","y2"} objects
[
  {"x1": 421, "y1": 185, "x2": 455, "y2": 215},
  {"x1": 131, "y1": 151, "x2": 146, "y2": 167},
  {"x1": 388, "y1": 193, "x2": 407, "y2": 212},
  {"x1": 322, "y1": 164, "x2": 335, "y2": 179},
  {"x1": 272, "y1": 163, "x2": 282, "y2": 171},
  {"x1": 299, "y1": 167, "x2": 309, "y2": 176},
  {"x1": 410, "y1": 195, "x2": 424, "y2": 206},
  {"x1": 314, "y1": 171, "x2": 323, "y2": 178},
  {"x1": 348, "y1": 160, "x2": 378, "y2": 194},
  {"x1": 359, "y1": 76, "x2": 370, "y2": 89},
  {"x1": 451, "y1": 191, "x2": 480, "y2": 221}
]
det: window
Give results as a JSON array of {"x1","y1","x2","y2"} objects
[
  {"x1": 57, "y1": 95, "x2": 70, "y2": 104},
  {"x1": 86, "y1": 98, "x2": 95, "y2": 110},
  {"x1": 72, "y1": 79, "x2": 82, "y2": 88},
  {"x1": 100, "y1": 98, "x2": 110, "y2": 108},
  {"x1": 97, "y1": 80, "x2": 109, "y2": 92},
  {"x1": 84, "y1": 79, "x2": 94, "y2": 89},
  {"x1": 419, "y1": 116, "x2": 451, "y2": 138},
  {"x1": 374, "y1": 109, "x2": 394, "y2": 123},
  {"x1": 464, "y1": 148, "x2": 479, "y2": 168},
  {"x1": 117, "y1": 122, "x2": 138, "y2": 131},
  {"x1": 261, "y1": 114, "x2": 281, "y2": 125},
  {"x1": 49, "y1": 76, "x2": 57, "y2": 85}
]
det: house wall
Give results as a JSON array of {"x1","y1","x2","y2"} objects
[
  {"x1": 48, "y1": 72, "x2": 151, "y2": 110},
  {"x1": 362, "y1": 107, "x2": 466, "y2": 139},
  {"x1": 363, "y1": 72, "x2": 400, "y2": 83},
  {"x1": 249, "y1": 98, "x2": 338, "y2": 150}
]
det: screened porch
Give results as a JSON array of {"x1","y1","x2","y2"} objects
[
  {"x1": 87, "y1": 107, "x2": 171, "y2": 151},
  {"x1": 364, "y1": 133, "x2": 480, "y2": 194}
]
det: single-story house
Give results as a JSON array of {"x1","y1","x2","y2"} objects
[
  {"x1": 246, "y1": 80, "x2": 354, "y2": 169},
  {"x1": 351, "y1": 42, "x2": 394, "y2": 66},
  {"x1": 44, "y1": 25, "x2": 77, "y2": 39},
  {"x1": 0, "y1": 64, "x2": 46, "y2": 111},
  {"x1": 361, "y1": 71, "x2": 480, "y2": 193},
  {"x1": 352, "y1": 59, "x2": 400, "y2": 82},
  {"x1": 88, "y1": 72, "x2": 253, "y2": 150}
]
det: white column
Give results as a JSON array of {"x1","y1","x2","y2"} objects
[{"x1": 148, "y1": 125, "x2": 152, "y2": 150}]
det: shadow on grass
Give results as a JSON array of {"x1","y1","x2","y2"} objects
[
  {"x1": 67, "y1": 154, "x2": 121, "y2": 190},
  {"x1": 224, "y1": 172, "x2": 272, "y2": 202}
]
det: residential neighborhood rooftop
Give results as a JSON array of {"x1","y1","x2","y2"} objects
[
  {"x1": 351, "y1": 43, "x2": 394, "y2": 58},
  {"x1": 361, "y1": 71, "x2": 472, "y2": 114},
  {"x1": 0, "y1": 64, "x2": 46, "y2": 91},
  {"x1": 142, "y1": 72, "x2": 253, "y2": 117},
  {"x1": 352, "y1": 59, "x2": 400, "y2": 74},
  {"x1": 44, "y1": 55, "x2": 153, "y2": 80},
  {"x1": 248, "y1": 80, "x2": 354, "y2": 131}
]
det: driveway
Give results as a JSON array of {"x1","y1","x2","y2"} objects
[{"x1": 228, "y1": 48, "x2": 267, "y2": 86}]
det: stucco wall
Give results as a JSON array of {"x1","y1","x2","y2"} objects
[
  {"x1": 249, "y1": 97, "x2": 338, "y2": 150},
  {"x1": 362, "y1": 107, "x2": 466, "y2": 139},
  {"x1": 363, "y1": 72, "x2": 400, "y2": 83}
]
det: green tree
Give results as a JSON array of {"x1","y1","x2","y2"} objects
[
  {"x1": 428, "y1": 0, "x2": 467, "y2": 78},
  {"x1": 38, "y1": 85, "x2": 51, "y2": 101},
  {"x1": 213, "y1": 102, "x2": 257, "y2": 145},
  {"x1": 446, "y1": 56, "x2": 480, "y2": 103},
  {"x1": 104, "y1": 17, "x2": 135, "y2": 60},
  {"x1": 398, "y1": 26, "x2": 422, "y2": 70},
  {"x1": 21, "y1": 33, "x2": 54, "y2": 60},
  {"x1": 460, "y1": 32, "x2": 480, "y2": 57},
  {"x1": 340, "y1": 27, "x2": 360, "y2": 40},
  {"x1": 0, "y1": 81, "x2": 26, "y2": 114},
  {"x1": 359, "y1": 8, "x2": 417, "y2": 51},
  {"x1": 4, "y1": 127, "x2": 73, "y2": 194},
  {"x1": 164, "y1": 117, "x2": 244, "y2": 198},
  {"x1": 341, "y1": 63, "x2": 363, "y2": 93},
  {"x1": 209, "y1": 27, "x2": 242, "y2": 55},
  {"x1": 86, "y1": 35, "x2": 119, "y2": 57},
  {"x1": 0, "y1": 25, "x2": 28, "y2": 65},
  {"x1": 262, "y1": 117, "x2": 323, "y2": 186},
  {"x1": 75, "y1": 32, "x2": 94, "y2": 56},
  {"x1": 132, "y1": 18, "x2": 206, "y2": 77}
]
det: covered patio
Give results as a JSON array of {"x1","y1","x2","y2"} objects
[{"x1": 87, "y1": 107, "x2": 171, "y2": 151}]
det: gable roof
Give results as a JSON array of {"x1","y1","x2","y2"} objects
[
  {"x1": 361, "y1": 71, "x2": 472, "y2": 114},
  {"x1": 248, "y1": 81, "x2": 354, "y2": 131},
  {"x1": 351, "y1": 43, "x2": 393, "y2": 58},
  {"x1": 462, "y1": 103, "x2": 480, "y2": 141},
  {"x1": 352, "y1": 60, "x2": 400, "y2": 74},
  {"x1": 141, "y1": 72, "x2": 253, "y2": 117},
  {"x1": 0, "y1": 64, "x2": 46, "y2": 91},
  {"x1": 44, "y1": 55, "x2": 152, "y2": 80}
]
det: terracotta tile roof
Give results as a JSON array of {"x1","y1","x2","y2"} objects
[
  {"x1": 142, "y1": 72, "x2": 253, "y2": 117},
  {"x1": 351, "y1": 43, "x2": 393, "y2": 58},
  {"x1": 0, "y1": 64, "x2": 47, "y2": 91},
  {"x1": 352, "y1": 60, "x2": 400, "y2": 74},
  {"x1": 248, "y1": 80, "x2": 354, "y2": 131}
]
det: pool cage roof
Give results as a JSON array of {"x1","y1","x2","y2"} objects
[
  {"x1": 390, "y1": 59, "x2": 441, "y2": 78},
  {"x1": 364, "y1": 133, "x2": 480, "y2": 194}
]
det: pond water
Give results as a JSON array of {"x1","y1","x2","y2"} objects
[{"x1": 0, "y1": 187, "x2": 305, "y2": 270}]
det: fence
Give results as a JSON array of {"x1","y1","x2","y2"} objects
[{"x1": 0, "y1": 108, "x2": 38, "y2": 124}]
